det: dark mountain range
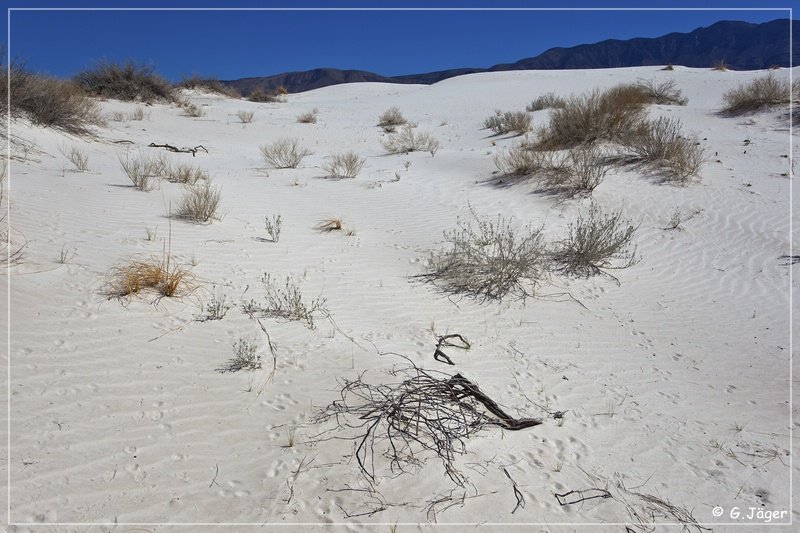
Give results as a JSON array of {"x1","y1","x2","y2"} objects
[{"x1": 224, "y1": 19, "x2": 797, "y2": 95}]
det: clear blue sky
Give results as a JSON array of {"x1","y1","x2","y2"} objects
[{"x1": 3, "y1": 1, "x2": 794, "y2": 81}]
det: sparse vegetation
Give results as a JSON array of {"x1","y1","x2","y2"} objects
[
  {"x1": 106, "y1": 256, "x2": 196, "y2": 299},
  {"x1": 633, "y1": 79, "x2": 688, "y2": 105},
  {"x1": 119, "y1": 153, "x2": 168, "y2": 191},
  {"x1": 221, "y1": 338, "x2": 262, "y2": 372},
  {"x1": 176, "y1": 75, "x2": 240, "y2": 98},
  {"x1": 721, "y1": 73, "x2": 792, "y2": 115},
  {"x1": 75, "y1": 60, "x2": 175, "y2": 102},
  {"x1": 198, "y1": 287, "x2": 231, "y2": 321},
  {"x1": 176, "y1": 181, "x2": 221, "y2": 223},
  {"x1": 236, "y1": 109, "x2": 255, "y2": 123},
  {"x1": 618, "y1": 117, "x2": 704, "y2": 183},
  {"x1": 418, "y1": 214, "x2": 549, "y2": 300},
  {"x1": 315, "y1": 218, "x2": 343, "y2": 233},
  {"x1": 712, "y1": 60, "x2": 729, "y2": 72},
  {"x1": 259, "y1": 138, "x2": 313, "y2": 168},
  {"x1": 377, "y1": 106, "x2": 407, "y2": 128},
  {"x1": 552, "y1": 203, "x2": 638, "y2": 277},
  {"x1": 1, "y1": 61, "x2": 102, "y2": 135},
  {"x1": 130, "y1": 106, "x2": 147, "y2": 121},
  {"x1": 265, "y1": 213, "x2": 282, "y2": 242},
  {"x1": 247, "y1": 88, "x2": 285, "y2": 103},
  {"x1": 381, "y1": 125, "x2": 440, "y2": 156},
  {"x1": 484, "y1": 110, "x2": 532, "y2": 135},
  {"x1": 322, "y1": 151, "x2": 365, "y2": 179},
  {"x1": 297, "y1": 108, "x2": 319, "y2": 123},
  {"x1": 167, "y1": 163, "x2": 208, "y2": 185},
  {"x1": 60, "y1": 145, "x2": 90, "y2": 172},
  {"x1": 243, "y1": 274, "x2": 329, "y2": 329},
  {"x1": 526, "y1": 92, "x2": 567, "y2": 111},
  {"x1": 182, "y1": 102, "x2": 206, "y2": 117}
]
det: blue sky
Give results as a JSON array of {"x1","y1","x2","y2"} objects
[{"x1": 3, "y1": 1, "x2": 794, "y2": 81}]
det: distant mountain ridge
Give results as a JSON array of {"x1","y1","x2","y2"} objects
[{"x1": 224, "y1": 19, "x2": 796, "y2": 95}]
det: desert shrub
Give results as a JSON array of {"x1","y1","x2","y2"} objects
[
  {"x1": 130, "y1": 106, "x2": 147, "y2": 121},
  {"x1": 712, "y1": 60, "x2": 729, "y2": 71},
  {"x1": 60, "y1": 145, "x2": 90, "y2": 172},
  {"x1": 75, "y1": 60, "x2": 175, "y2": 102},
  {"x1": 484, "y1": 110, "x2": 532, "y2": 135},
  {"x1": 322, "y1": 151, "x2": 365, "y2": 179},
  {"x1": 418, "y1": 215, "x2": 549, "y2": 300},
  {"x1": 721, "y1": 73, "x2": 791, "y2": 115},
  {"x1": 526, "y1": 92, "x2": 567, "y2": 111},
  {"x1": 618, "y1": 117, "x2": 703, "y2": 183},
  {"x1": 265, "y1": 213, "x2": 282, "y2": 242},
  {"x1": 377, "y1": 106, "x2": 407, "y2": 128},
  {"x1": 167, "y1": 163, "x2": 208, "y2": 185},
  {"x1": 176, "y1": 181, "x2": 221, "y2": 223},
  {"x1": 110, "y1": 111, "x2": 126, "y2": 122},
  {"x1": 182, "y1": 102, "x2": 205, "y2": 117},
  {"x1": 221, "y1": 339, "x2": 262, "y2": 372},
  {"x1": 243, "y1": 274, "x2": 329, "y2": 329},
  {"x1": 198, "y1": 288, "x2": 231, "y2": 321},
  {"x1": 0, "y1": 62, "x2": 101, "y2": 135},
  {"x1": 236, "y1": 110, "x2": 255, "y2": 123},
  {"x1": 106, "y1": 256, "x2": 195, "y2": 299},
  {"x1": 119, "y1": 153, "x2": 168, "y2": 191},
  {"x1": 662, "y1": 64, "x2": 674, "y2": 71},
  {"x1": 633, "y1": 79, "x2": 688, "y2": 105},
  {"x1": 177, "y1": 75, "x2": 240, "y2": 98},
  {"x1": 260, "y1": 138, "x2": 313, "y2": 169},
  {"x1": 297, "y1": 108, "x2": 319, "y2": 123},
  {"x1": 536, "y1": 88, "x2": 648, "y2": 149},
  {"x1": 381, "y1": 125, "x2": 440, "y2": 156},
  {"x1": 494, "y1": 143, "x2": 569, "y2": 178},
  {"x1": 315, "y1": 218, "x2": 344, "y2": 233},
  {"x1": 552, "y1": 203, "x2": 638, "y2": 277},
  {"x1": 247, "y1": 88, "x2": 285, "y2": 103}
]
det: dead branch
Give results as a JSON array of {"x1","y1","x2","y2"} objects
[
  {"x1": 555, "y1": 488, "x2": 612, "y2": 505},
  {"x1": 503, "y1": 467, "x2": 525, "y2": 513},
  {"x1": 433, "y1": 333, "x2": 470, "y2": 365},
  {"x1": 148, "y1": 142, "x2": 208, "y2": 157}
]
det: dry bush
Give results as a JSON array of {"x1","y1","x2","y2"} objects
[
  {"x1": 633, "y1": 79, "x2": 688, "y2": 105},
  {"x1": 221, "y1": 338, "x2": 263, "y2": 372},
  {"x1": 712, "y1": 60, "x2": 729, "y2": 71},
  {"x1": 418, "y1": 215, "x2": 549, "y2": 300},
  {"x1": 484, "y1": 110, "x2": 532, "y2": 135},
  {"x1": 243, "y1": 274, "x2": 329, "y2": 329},
  {"x1": 315, "y1": 218, "x2": 343, "y2": 232},
  {"x1": 381, "y1": 125, "x2": 440, "y2": 156},
  {"x1": 536, "y1": 88, "x2": 648, "y2": 149},
  {"x1": 247, "y1": 88, "x2": 285, "y2": 103},
  {"x1": 106, "y1": 256, "x2": 196, "y2": 299},
  {"x1": 110, "y1": 111, "x2": 126, "y2": 122},
  {"x1": 377, "y1": 106, "x2": 407, "y2": 128},
  {"x1": 526, "y1": 92, "x2": 567, "y2": 111},
  {"x1": 259, "y1": 138, "x2": 313, "y2": 168},
  {"x1": 181, "y1": 102, "x2": 205, "y2": 117},
  {"x1": 236, "y1": 110, "x2": 255, "y2": 123},
  {"x1": 721, "y1": 73, "x2": 791, "y2": 115},
  {"x1": 176, "y1": 181, "x2": 221, "y2": 223},
  {"x1": 662, "y1": 64, "x2": 674, "y2": 71},
  {"x1": 495, "y1": 145, "x2": 610, "y2": 197},
  {"x1": 265, "y1": 213, "x2": 282, "y2": 242},
  {"x1": 0, "y1": 159, "x2": 25, "y2": 267},
  {"x1": 297, "y1": 108, "x2": 319, "y2": 123},
  {"x1": 552, "y1": 203, "x2": 638, "y2": 277},
  {"x1": 177, "y1": 75, "x2": 240, "y2": 98},
  {"x1": 618, "y1": 117, "x2": 704, "y2": 183},
  {"x1": 119, "y1": 153, "x2": 168, "y2": 191},
  {"x1": 60, "y1": 145, "x2": 90, "y2": 172},
  {"x1": 0, "y1": 62, "x2": 101, "y2": 135},
  {"x1": 130, "y1": 106, "x2": 147, "y2": 121},
  {"x1": 322, "y1": 151, "x2": 365, "y2": 179},
  {"x1": 75, "y1": 60, "x2": 175, "y2": 102},
  {"x1": 167, "y1": 163, "x2": 208, "y2": 185}
]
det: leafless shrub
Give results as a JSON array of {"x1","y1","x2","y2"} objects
[
  {"x1": 381, "y1": 125, "x2": 440, "y2": 156},
  {"x1": 265, "y1": 213, "x2": 282, "y2": 242},
  {"x1": 176, "y1": 181, "x2": 221, "y2": 223},
  {"x1": 247, "y1": 88, "x2": 285, "y2": 103},
  {"x1": 119, "y1": 153, "x2": 168, "y2": 191},
  {"x1": 322, "y1": 151, "x2": 365, "y2": 179},
  {"x1": 633, "y1": 79, "x2": 688, "y2": 105},
  {"x1": 182, "y1": 102, "x2": 205, "y2": 117},
  {"x1": 1, "y1": 61, "x2": 102, "y2": 135},
  {"x1": 297, "y1": 108, "x2": 319, "y2": 123},
  {"x1": 242, "y1": 274, "x2": 329, "y2": 329},
  {"x1": 721, "y1": 73, "x2": 791, "y2": 115},
  {"x1": 712, "y1": 59, "x2": 729, "y2": 71},
  {"x1": 167, "y1": 163, "x2": 208, "y2": 185},
  {"x1": 110, "y1": 111, "x2": 126, "y2": 122},
  {"x1": 494, "y1": 143, "x2": 569, "y2": 178},
  {"x1": 377, "y1": 106, "x2": 407, "y2": 128},
  {"x1": 177, "y1": 75, "x2": 241, "y2": 98},
  {"x1": 75, "y1": 60, "x2": 176, "y2": 102},
  {"x1": 236, "y1": 109, "x2": 255, "y2": 123},
  {"x1": 535, "y1": 88, "x2": 648, "y2": 149},
  {"x1": 552, "y1": 203, "x2": 638, "y2": 277},
  {"x1": 60, "y1": 145, "x2": 90, "y2": 172},
  {"x1": 618, "y1": 117, "x2": 704, "y2": 183},
  {"x1": 259, "y1": 138, "x2": 313, "y2": 168},
  {"x1": 484, "y1": 110, "x2": 532, "y2": 135},
  {"x1": 526, "y1": 92, "x2": 567, "y2": 111},
  {"x1": 220, "y1": 338, "x2": 262, "y2": 372},
  {"x1": 661, "y1": 64, "x2": 674, "y2": 71},
  {"x1": 130, "y1": 106, "x2": 147, "y2": 121},
  {"x1": 417, "y1": 214, "x2": 549, "y2": 300}
]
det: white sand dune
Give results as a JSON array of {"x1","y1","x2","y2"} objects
[{"x1": 3, "y1": 66, "x2": 797, "y2": 531}]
